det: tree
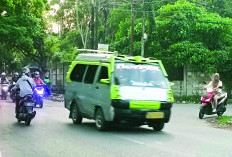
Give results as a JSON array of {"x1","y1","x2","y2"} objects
[
  {"x1": 0, "y1": 0, "x2": 50, "y2": 72},
  {"x1": 154, "y1": 0, "x2": 232, "y2": 72}
]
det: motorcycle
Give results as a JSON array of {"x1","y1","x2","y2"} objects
[
  {"x1": 9, "y1": 82, "x2": 17, "y2": 102},
  {"x1": 1, "y1": 83, "x2": 9, "y2": 100},
  {"x1": 17, "y1": 94, "x2": 36, "y2": 126},
  {"x1": 33, "y1": 84, "x2": 46, "y2": 108},
  {"x1": 199, "y1": 87, "x2": 227, "y2": 119}
]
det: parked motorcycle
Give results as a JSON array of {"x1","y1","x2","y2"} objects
[
  {"x1": 199, "y1": 87, "x2": 227, "y2": 119},
  {"x1": 17, "y1": 94, "x2": 36, "y2": 126},
  {"x1": 1, "y1": 83, "x2": 9, "y2": 100},
  {"x1": 34, "y1": 84, "x2": 46, "y2": 108}
]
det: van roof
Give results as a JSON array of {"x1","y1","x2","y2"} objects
[{"x1": 75, "y1": 49, "x2": 158, "y2": 63}]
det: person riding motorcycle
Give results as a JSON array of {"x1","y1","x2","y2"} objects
[
  {"x1": 44, "y1": 75, "x2": 51, "y2": 86},
  {"x1": 204, "y1": 73, "x2": 222, "y2": 112},
  {"x1": 9, "y1": 72, "x2": 19, "y2": 91},
  {"x1": 12, "y1": 72, "x2": 20, "y2": 83},
  {"x1": 0, "y1": 72, "x2": 9, "y2": 84},
  {"x1": 33, "y1": 71, "x2": 45, "y2": 85},
  {"x1": 13, "y1": 68, "x2": 36, "y2": 118},
  {"x1": 43, "y1": 74, "x2": 51, "y2": 96}
]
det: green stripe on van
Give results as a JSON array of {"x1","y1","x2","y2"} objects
[{"x1": 129, "y1": 101, "x2": 161, "y2": 109}]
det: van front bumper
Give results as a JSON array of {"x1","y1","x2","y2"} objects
[
  {"x1": 114, "y1": 108, "x2": 171, "y2": 123},
  {"x1": 112, "y1": 100, "x2": 172, "y2": 123}
]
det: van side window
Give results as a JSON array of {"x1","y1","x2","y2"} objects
[
  {"x1": 84, "y1": 65, "x2": 98, "y2": 84},
  {"x1": 98, "y1": 66, "x2": 109, "y2": 81},
  {"x1": 70, "y1": 64, "x2": 87, "y2": 82}
]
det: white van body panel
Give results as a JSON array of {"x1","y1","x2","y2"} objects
[{"x1": 119, "y1": 86, "x2": 168, "y2": 101}]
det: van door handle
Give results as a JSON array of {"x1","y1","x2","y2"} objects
[{"x1": 95, "y1": 86, "x2": 99, "y2": 89}]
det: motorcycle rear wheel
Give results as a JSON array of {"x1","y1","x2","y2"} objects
[{"x1": 25, "y1": 119, "x2": 31, "y2": 126}]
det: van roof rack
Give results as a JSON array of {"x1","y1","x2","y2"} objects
[{"x1": 77, "y1": 49, "x2": 115, "y2": 54}]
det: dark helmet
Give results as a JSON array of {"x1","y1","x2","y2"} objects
[
  {"x1": 13, "y1": 72, "x2": 19, "y2": 77},
  {"x1": 22, "y1": 67, "x2": 30, "y2": 75},
  {"x1": 45, "y1": 75, "x2": 49, "y2": 79}
]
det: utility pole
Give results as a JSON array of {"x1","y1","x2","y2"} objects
[
  {"x1": 103, "y1": 5, "x2": 109, "y2": 44},
  {"x1": 141, "y1": 0, "x2": 145, "y2": 57},
  {"x1": 95, "y1": 0, "x2": 99, "y2": 49},
  {"x1": 91, "y1": 0, "x2": 95, "y2": 49},
  {"x1": 130, "y1": 0, "x2": 134, "y2": 56}
]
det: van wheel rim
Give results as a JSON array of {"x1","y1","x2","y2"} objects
[
  {"x1": 72, "y1": 107, "x2": 77, "y2": 121},
  {"x1": 96, "y1": 115, "x2": 102, "y2": 128}
]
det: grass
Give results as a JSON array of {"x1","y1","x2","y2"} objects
[{"x1": 217, "y1": 116, "x2": 232, "y2": 125}]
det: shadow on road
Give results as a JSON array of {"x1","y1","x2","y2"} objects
[{"x1": 64, "y1": 121, "x2": 174, "y2": 136}]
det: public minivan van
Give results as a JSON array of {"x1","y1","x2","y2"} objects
[{"x1": 65, "y1": 49, "x2": 174, "y2": 131}]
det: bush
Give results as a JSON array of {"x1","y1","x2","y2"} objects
[{"x1": 174, "y1": 95, "x2": 200, "y2": 103}]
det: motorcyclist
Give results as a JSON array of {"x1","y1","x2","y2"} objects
[
  {"x1": 0, "y1": 72, "x2": 9, "y2": 84},
  {"x1": 44, "y1": 75, "x2": 51, "y2": 87},
  {"x1": 13, "y1": 68, "x2": 36, "y2": 118},
  {"x1": 9, "y1": 72, "x2": 19, "y2": 91},
  {"x1": 43, "y1": 74, "x2": 51, "y2": 96},
  {"x1": 204, "y1": 73, "x2": 222, "y2": 112},
  {"x1": 33, "y1": 71, "x2": 45, "y2": 85},
  {"x1": 12, "y1": 72, "x2": 20, "y2": 83}
]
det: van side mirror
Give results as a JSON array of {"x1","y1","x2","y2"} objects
[
  {"x1": 169, "y1": 82, "x2": 174, "y2": 86},
  {"x1": 100, "y1": 79, "x2": 110, "y2": 84}
]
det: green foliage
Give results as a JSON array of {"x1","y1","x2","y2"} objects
[
  {"x1": 0, "y1": 0, "x2": 49, "y2": 72},
  {"x1": 155, "y1": 0, "x2": 232, "y2": 72},
  {"x1": 217, "y1": 116, "x2": 232, "y2": 125},
  {"x1": 174, "y1": 95, "x2": 200, "y2": 103}
]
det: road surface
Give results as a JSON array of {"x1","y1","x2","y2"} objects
[{"x1": 0, "y1": 99, "x2": 232, "y2": 157}]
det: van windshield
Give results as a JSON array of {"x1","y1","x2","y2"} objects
[{"x1": 114, "y1": 63, "x2": 169, "y2": 88}]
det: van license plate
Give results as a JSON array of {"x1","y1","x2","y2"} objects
[{"x1": 146, "y1": 112, "x2": 164, "y2": 119}]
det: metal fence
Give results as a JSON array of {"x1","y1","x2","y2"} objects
[{"x1": 49, "y1": 62, "x2": 70, "y2": 94}]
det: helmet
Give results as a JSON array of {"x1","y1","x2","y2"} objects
[
  {"x1": 14, "y1": 72, "x2": 19, "y2": 77},
  {"x1": 1, "y1": 72, "x2": 6, "y2": 76},
  {"x1": 22, "y1": 67, "x2": 30, "y2": 75},
  {"x1": 34, "y1": 71, "x2": 40, "y2": 78}
]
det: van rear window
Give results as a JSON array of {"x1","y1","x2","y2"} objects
[{"x1": 70, "y1": 64, "x2": 87, "y2": 82}]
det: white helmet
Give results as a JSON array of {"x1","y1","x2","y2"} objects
[
  {"x1": 1, "y1": 72, "x2": 6, "y2": 76},
  {"x1": 22, "y1": 67, "x2": 30, "y2": 75}
]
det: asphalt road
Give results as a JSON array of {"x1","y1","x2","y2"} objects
[{"x1": 0, "y1": 99, "x2": 232, "y2": 157}]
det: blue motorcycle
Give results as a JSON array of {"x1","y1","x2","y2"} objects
[{"x1": 33, "y1": 84, "x2": 46, "y2": 108}]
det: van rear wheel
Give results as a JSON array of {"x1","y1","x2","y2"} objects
[
  {"x1": 71, "y1": 104, "x2": 82, "y2": 124},
  {"x1": 95, "y1": 108, "x2": 107, "y2": 131}
]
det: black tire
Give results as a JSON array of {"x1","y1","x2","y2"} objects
[
  {"x1": 199, "y1": 106, "x2": 204, "y2": 119},
  {"x1": 17, "y1": 119, "x2": 21, "y2": 123},
  {"x1": 25, "y1": 119, "x2": 31, "y2": 126},
  {"x1": 95, "y1": 108, "x2": 107, "y2": 131},
  {"x1": 71, "y1": 104, "x2": 82, "y2": 124},
  {"x1": 40, "y1": 101, "x2": 43, "y2": 108},
  {"x1": 217, "y1": 111, "x2": 224, "y2": 116},
  {"x1": 152, "y1": 121, "x2": 165, "y2": 131}
]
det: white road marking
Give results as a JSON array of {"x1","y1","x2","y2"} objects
[{"x1": 114, "y1": 135, "x2": 145, "y2": 145}]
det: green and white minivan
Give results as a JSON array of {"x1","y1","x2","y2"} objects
[{"x1": 65, "y1": 50, "x2": 174, "y2": 131}]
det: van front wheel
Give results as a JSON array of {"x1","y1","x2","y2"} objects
[
  {"x1": 152, "y1": 121, "x2": 165, "y2": 131},
  {"x1": 71, "y1": 104, "x2": 82, "y2": 124},
  {"x1": 95, "y1": 108, "x2": 107, "y2": 131}
]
